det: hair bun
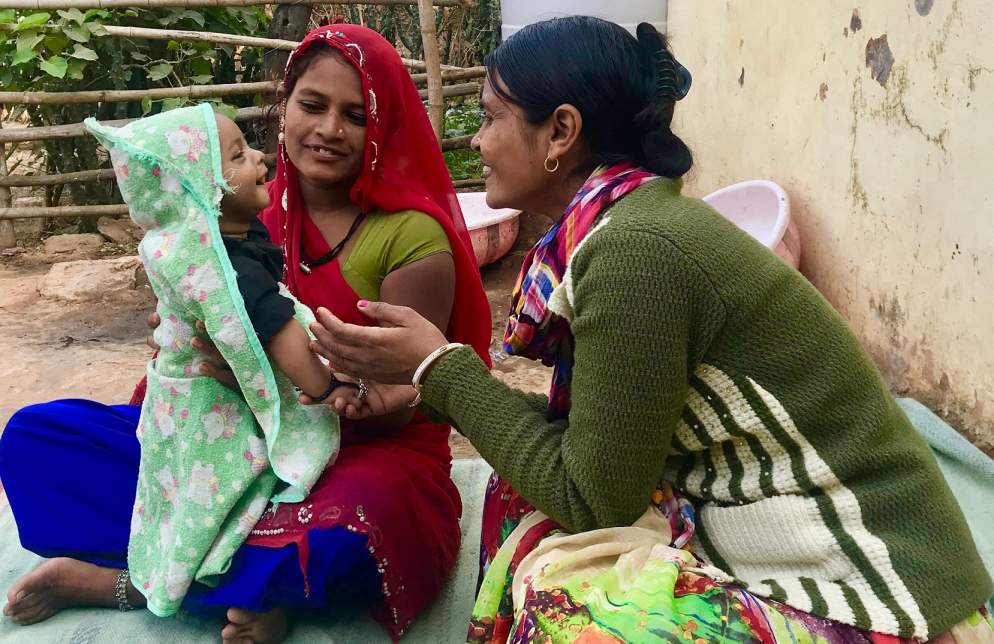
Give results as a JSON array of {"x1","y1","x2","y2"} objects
[{"x1": 636, "y1": 22, "x2": 665, "y2": 51}]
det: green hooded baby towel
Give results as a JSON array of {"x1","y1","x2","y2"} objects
[{"x1": 85, "y1": 104, "x2": 340, "y2": 616}]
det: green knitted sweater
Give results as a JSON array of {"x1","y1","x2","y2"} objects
[{"x1": 422, "y1": 179, "x2": 991, "y2": 639}]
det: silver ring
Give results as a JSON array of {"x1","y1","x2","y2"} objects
[{"x1": 357, "y1": 378, "x2": 368, "y2": 402}]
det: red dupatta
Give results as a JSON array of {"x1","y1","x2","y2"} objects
[
  {"x1": 249, "y1": 24, "x2": 491, "y2": 639},
  {"x1": 260, "y1": 24, "x2": 492, "y2": 366}
]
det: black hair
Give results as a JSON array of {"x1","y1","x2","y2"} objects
[{"x1": 484, "y1": 16, "x2": 693, "y2": 179}]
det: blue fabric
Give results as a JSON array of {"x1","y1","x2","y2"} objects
[{"x1": 0, "y1": 399, "x2": 381, "y2": 615}]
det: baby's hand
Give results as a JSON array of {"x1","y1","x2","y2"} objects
[
  {"x1": 327, "y1": 373, "x2": 365, "y2": 417},
  {"x1": 298, "y1": 372, "x2": 364, "y2": 416},
  {"x1": 299, "y1": 376, "x2": 418, "y2": 420}
]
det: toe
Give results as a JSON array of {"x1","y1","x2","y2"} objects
[
  {"x1": 6, "y1": 581, "x2": 28, "y2": 605},
  {"x1": 226, "y1": 607, "x2": 254, "y2": 625},
  {"x1": 13, "y1": 604, "x2": 55, "y2": 626},
  {"x1": 7, "y1": 592, "x2": 43, "y2": 619},
  {"x1": 220, "y1": 621, "x2": 243, "y2": 641}
]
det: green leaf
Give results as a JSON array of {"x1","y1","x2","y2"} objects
[
  {"x1": 130, "y1": 51, "x2": 150, "y2": 62},
  {"x1": 141, "y1": 96, "x2": 152, "y2": 115},
  {"x1": 16, "y1": 32, "x2": 45, "y2": 53},
  {"x1": 87, "y1": 22, "x2": 109, "y2": 36},
  {"x1": 83, "y1": 9, "x2": 111, "y2": 20},
  {"x1": 147, "y1": 62, "x2": 173, "y2": 81},
  {"x1": 56, "y1": 8, "x2": 86, "y2": 24},
  {"x1": 166, "y1": 40, "x2": 180, "y2": 52},
  {"x1": 178, "y1": 10, "x2": 205, "y2": 28},
  {"x1": 39, "y1": 55, "x2": 68, "y2": 78},
  {"x1": 63, "y1": 23, "x2": 91, "y2": 43},
  {"x1": 0, "y1": 9, "x2": 17, "y2": 24},
  {"x1": 43, "y1": 33, "x2": 68, "y2": 54},
  {"x1": 190, "y1": 57, "x2": 213, "y2": 76},
  {"x1": 213, "y1": 102, "x2": 237, "y2": 120},
  {"x1": 238, "y1": 9, "x2": 258, "y2": 31},
  {"x1": 67, "y1": 58, "x2": 87, "y2": 80},
  {"x1": 12, "y1": 47, "x2": 38, "y2": 65},
  {"x1": 161, "y1": 97, "x2": 186, "y2": 112},
  {"x1": 14, "y1": 12, "x2": 50, "y2": 32},
  {"x1": 190, "y1": 74, "x2": 213, "y2": 84},
  {"x1": 70, "y1": 44, "x2": 98, "y2": 60}
]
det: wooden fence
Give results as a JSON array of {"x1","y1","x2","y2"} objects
[{"x1": 0, "y1": 0, "x2": 486, "y2": 247}]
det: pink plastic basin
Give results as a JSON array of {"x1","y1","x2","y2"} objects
[
  {"x1": 702, "y1": 179, "x2": 801, "y2": 269},
  {"x1": 457, "y1": 192, "x2": 521, "y2": 267}
]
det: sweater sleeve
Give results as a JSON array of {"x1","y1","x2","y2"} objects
[{"x1": 421, "y1": 228, "x2": 726, "y2": 532}]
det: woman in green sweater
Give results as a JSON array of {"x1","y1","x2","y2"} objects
[{"x1": 310, "y1": 16, "x2": 993, "y2": 644}]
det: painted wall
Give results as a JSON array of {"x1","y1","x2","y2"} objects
[{"x1": 667, "y1": 0, "x2": 993, "y2": 450}]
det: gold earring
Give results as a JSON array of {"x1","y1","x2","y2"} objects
[{"x1": 544, "y1": 156, "x2": 560, "y2": 173}]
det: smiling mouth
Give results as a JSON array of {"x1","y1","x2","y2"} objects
[{"x1": 306, "y1": 144, "x2": 346, "y2": 159}]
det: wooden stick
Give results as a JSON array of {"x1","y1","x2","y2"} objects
[
  {"x1": 0, "y1": 81, "x2": 279, "y2": 106},
  {"x1": 2, "y1": 0, "x2": 461, "y2": 9},
  {"x1": 0, "y1": 204, "x2": 128, "y2": 220},
  {"x1": 101, "y1": 25, "x2": 466, "y2": 71},
  {"x1": 440, "y1": 134, "x2": 473, "y2": 151},
  {"x1": 0, "y1": 84, "x2": 478, "y2": 144},
  {"x1": 0, "y1": 177, "x2": 487, "y2": 216},
  {"x1": 104, "y1": 25, "x2": 298, "y2": 50},
  {"x1": 0, "y1": 73, "x2": 480, "y2": 106},
  {"x1": 417, "y1": 0, "x2": 444, "y2": 142},
  {"x1": 0, "y1": 106, "x2": 266, "y2": 144},
  {"x1": 262, "y1": 4, "x2": 311, "y2": 153},
  {"x1": 0, "y1": 132, "x2": 15, "y2": 248},
  {"x1": 0, "y1": 167, "x2": 115, "y2": 188},
  {"x1": 411, "y1": 66, "x2": 485, "y2": 86},
  {"x1": 421, "y1": 82, "x2": 479, "y2": 101},
  {"x1": 0, "y1": 154, "x2": 278, "y2": 187}
]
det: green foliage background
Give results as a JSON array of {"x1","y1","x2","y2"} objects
[{"x1": 0, "y1": 4, "x2": 495, "y2": 227}]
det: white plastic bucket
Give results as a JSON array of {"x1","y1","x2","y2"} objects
[{"x1": 500, "y1": 0, "x2": 667, "y2": 40}]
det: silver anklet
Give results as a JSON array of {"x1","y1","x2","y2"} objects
[{"x1": 115, "y1": 569, "x2": 136, "y2": 612}]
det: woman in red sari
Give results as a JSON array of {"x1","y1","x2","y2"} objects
[{"x1": 0, "y1": 24, "x2": 491, "y2": 644}]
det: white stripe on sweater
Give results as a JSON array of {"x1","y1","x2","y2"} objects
[{"x1": 748, "y1": 378, "x2": 928, "y2": 639}]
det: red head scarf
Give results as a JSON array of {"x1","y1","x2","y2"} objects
[{"x1": 260, "y1": 24, "x2": 492, "y2": 365}]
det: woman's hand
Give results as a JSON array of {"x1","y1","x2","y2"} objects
[
  {"x1": 191, "y1": 321, "x2": 238, "y2": 389},
  {"x1": 146, "y1": 311, "x2": 161, "y2": 351},
  {"x1": 308, "y1": 301, "x2": 448, "y2": 385}
]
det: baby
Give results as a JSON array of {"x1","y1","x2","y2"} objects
[{"x1": 85, "y1": 104, "x2": 359, "y2": 617}]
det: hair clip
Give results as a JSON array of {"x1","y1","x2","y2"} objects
[
  {"x1": 637, "y1": 22, "x2": 692, "y2": 102},
  {"x1": 655, "y1": 49, "x2": 692, "y2": 102}
]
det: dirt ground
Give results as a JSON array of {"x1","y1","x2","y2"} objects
[{"x1": 0, "y1": 240, "x2": 551, "y2": 460}]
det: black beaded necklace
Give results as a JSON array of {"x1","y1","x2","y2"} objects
[{"x1": 298, "y1": 212, "x2": 366, "y2": 275}]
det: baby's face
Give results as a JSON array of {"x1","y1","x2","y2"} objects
[{"x1": 216, "y1": 114, "x2": 270, "y2": 224}]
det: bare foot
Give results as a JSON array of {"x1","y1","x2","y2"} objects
[
  {"x1": 221, "y1": 607, "x2": 289, "y2": 644},
  {"x1": 3, "y1": 558, "x2": 144, "y2": 625}
]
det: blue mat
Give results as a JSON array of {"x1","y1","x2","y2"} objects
[{"x1": 0, "y1": 459, "x2": 492, "y2": 644}]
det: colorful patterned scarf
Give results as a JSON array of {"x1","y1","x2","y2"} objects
[{"x1": 503, "y1": 162, "x2": 659, "y2": 417}]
